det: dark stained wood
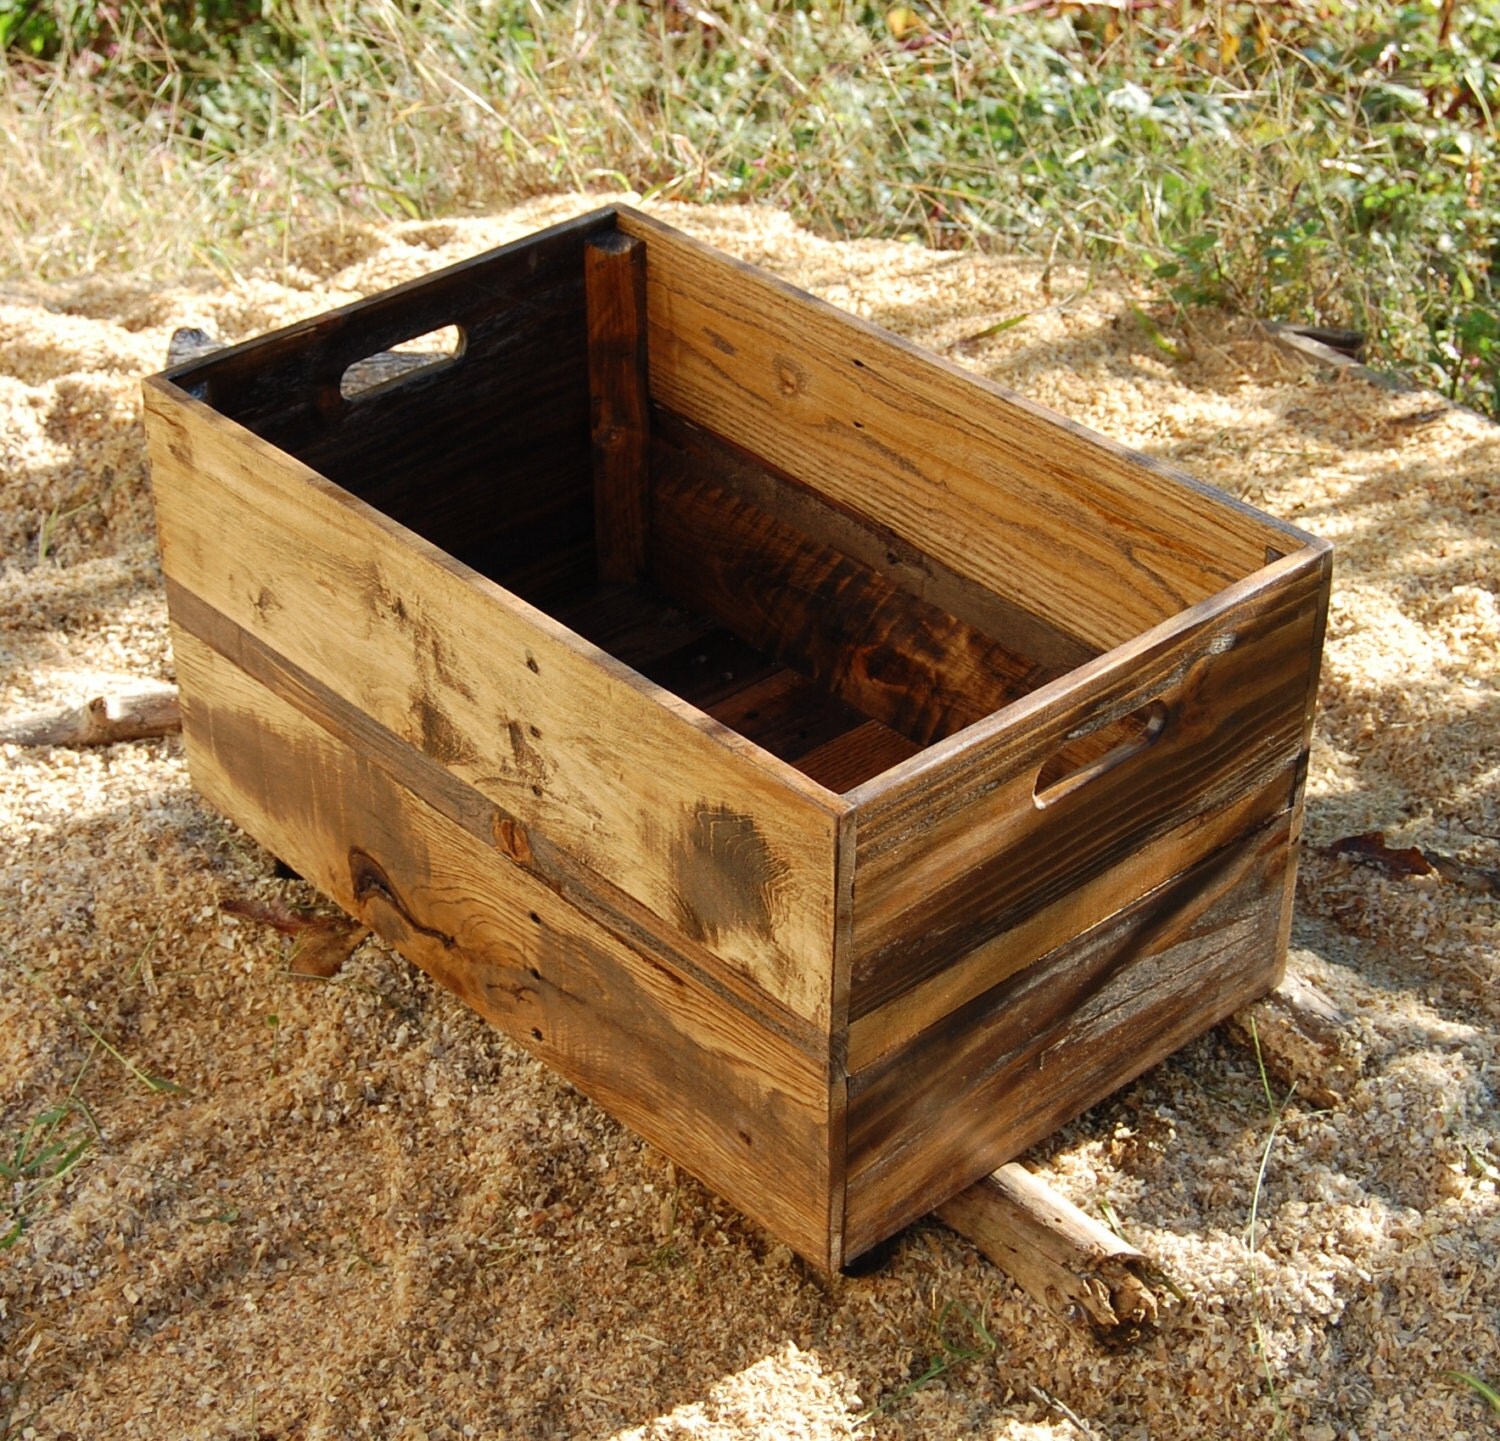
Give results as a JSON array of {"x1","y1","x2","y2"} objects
[
  {"x1": 795, "y1": 721, "x2": 922, "y2": 795},
  {"x1": 649, "y1": 446, "x2": 1060, "y2": 749},
  {"x1": 146, "y1": 378, "x2": 847, "y2": 1029},
  {"x1": 845, "y1": 549, "x2": 1331, "y2": 1020},
  {"x1": 549, "y1": 582, "x2": 719, "y2": 665},
  {"x1": 165, "y1": 580, "x2": 831, "y2": 1061},
  {"x1": 842, "y1": 814, "x2": 1293, "y2": 1259},
  {"x1": 146, "y1": 206, "x2": 1333, "y2": 1273},
  {"x1": 618, "y1": 206, "x2": 1318, "y2": 652},
  {"x1": 162, "y1": 210, "x2": 616, "y2": 605},
  {"x1": 650, "y1": 410, "x2": 1097, "y2": 674},
  {"x1": 586, "y1": 232, "x2": 651, "y2": 583},
  {"x1": 845, "y1": 769, "x2": 1298, "y2": 1070},
  {"x1": 550, "y1": 584, "x2": 914, "y2": 789},
  {"x1": 173, "y1": 628, "x2": 839, "y2": 1264}
]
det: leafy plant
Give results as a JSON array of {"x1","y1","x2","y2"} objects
[{"x1": 0, "y1": 0, "x2": 1496, "y2": 412}]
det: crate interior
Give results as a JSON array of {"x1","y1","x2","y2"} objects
[{"x1": 184, "y1": 218, "x2": 1228, "y2": 795}]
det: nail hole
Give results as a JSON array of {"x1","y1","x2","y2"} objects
[
  {"x1": 530, "y1": 1028, "x2": 543, "y2": 1042},
  {"x1": 528, "y1": 911, "x2": 542, "y2": 925}
]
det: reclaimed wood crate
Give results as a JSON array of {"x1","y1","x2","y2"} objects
[{"x1": 144, "y1": 207, "x2": 1331, "y2": 1271}]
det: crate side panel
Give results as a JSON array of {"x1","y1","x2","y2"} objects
[
  {"x1": 146, "y1": 384, "x2": 842, "y2": 1032},
  {"x1": 619, "y1": 209, "x2": 1304, "y2": 654},
  {"x1": 650, "y1": 409, "x2": 1096, "y2": 678},
  {"x1": 847, "y1": 551, "x2": 1329, "y2": 1019},
  {"x1": 186, "y1": 223, "x2": 601, "y2": 606},
  {"x1": 842, "y1": 812, "x2": 1293, "y2": 1260},
  {"x1": 173, "y1": 628, "x2": 838, "y2": 1267},
  {"x1": 846, "y1": 765, "x2": 1297, "y2": 1070}
]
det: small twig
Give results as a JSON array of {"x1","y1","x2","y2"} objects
[
  {"x1": 1, "y1": 684, "x2": 181, "y2": 747},
  {"x1": 1028, "y1": 1381, "x2": 1100, "y2": 1438}
]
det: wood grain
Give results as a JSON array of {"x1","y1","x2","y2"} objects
[
  {"x1": 146, "y1": 377, "x2": 845, "y2": 1030},
  {"x1": 845, "y1": 769, "x2": 1297, "y2": 1069},
  {"x1": 586, "y1": 232, "x2": 650, "y2": 583},
  {"x1": 936, "y1": 1163, "x2": 1161, "y2": 1347},
  {"x1": 649, "y1": 438, "x2": 1059, "y2": 748},
  {"x1": 845, "y1": 547, "x2": 1331, "y2": 1018},
  {"x1": 616, "y1": 206, "x2": 1316, "y2": 653},
  {"x1": 173, "y1": 628, "x2": 840, "y2": 1266},
  {"x1": 842, "y1": 813, "x2": 1293, "y2": 1259},
  {"x1": 166, "y1": 210, "x2": 613, "y2": 598},
  {"x1": 165, "y1": 580, "x2": 831, "y2": 1059},
  {"x1": 649, "y1": 410, "x2": 1096, "y2": 676}
]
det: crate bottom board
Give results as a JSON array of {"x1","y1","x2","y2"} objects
[
  {"x1": 172, "y1": 624, "x2": 842, "y2": 1266},
  {"x1": 549, "y1": 580, "x2": 921, "y2": 794}
]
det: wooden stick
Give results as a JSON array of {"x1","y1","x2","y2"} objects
[
  {"x1": 0, "y1": 684, "x2": 181, "y2": 747},
  {"x1": 936, "y1": 1162, "x2": 1162, "y2": 1348},
  {"x1": 585, "y1": 231, "x2": 650, "y2": 584},
  {"x1": 1224, "y1": 967, "x2": 1361, "y2": 1108}
]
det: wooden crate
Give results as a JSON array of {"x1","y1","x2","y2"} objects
[{"x1": 144, "y1": 207, "x2": 1331, "y2": 1272}]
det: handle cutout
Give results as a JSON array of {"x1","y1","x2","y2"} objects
[
  {"x1": 340, "y1": 323, "x2": 464, "y2": 400},
  {"x1": 1033, "y1": 699, "x2": 1170, "y2": 808}
]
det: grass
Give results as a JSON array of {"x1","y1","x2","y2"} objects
[
  {"x1": 1245, "y1": 1018, "x2": 1296, "y2": 1440},
  {"x1": 0, "y1": 1093, "x2": 98, "y2": 1250},
  {"x1": 1447, "y1": 1370, "x2": 1500, "y2": 1419},
  {"x1": 1, "y1": 1, "x2": 1497, "y2": 413},
  {"x1": 862, "y1": 1297, "x2": 997, "y2": 1419}
]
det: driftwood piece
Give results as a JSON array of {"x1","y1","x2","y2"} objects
[
  {"x1": 936, "y1": 1162, "x2": 1162, "y2": 1348},
  {"x1": 0, "y1": 684, "x2": 182, "y2": 747},
  {"x1": 1225, "y1": 965, "x2": 1362, "y2": 1108}
]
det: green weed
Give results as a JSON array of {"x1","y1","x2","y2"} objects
[
  {"x1": 862, "y1": 1297, "x2": 997, "y2": 1418},
  {"x1": 1447, "y1": 1370, "x2": 1500, "y2": 1418},
  {"x1": 1, "y1": 2, "x2": 1496, "y2": 412},
  {"x1": 1, "y1": 1094, "x2": 98, "y2": 1250}
]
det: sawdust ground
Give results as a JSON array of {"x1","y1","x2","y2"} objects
[{"x1": 1, "y1": 196, "x2": 1497, "y2": 1441}]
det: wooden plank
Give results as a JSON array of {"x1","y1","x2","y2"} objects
[
  {"x1": 651, "y1": 409, "x2": 1096, "y2": 675},
  {"x1": 936, "y1": 1163, "x2": 1161, "y2": 1347},
  {"x1": 166, "y1": 582, "x2": 830, "y2": 1059},
  {"x1": 846, "y1": 770, "x2": 1297, "y2": 1069},
  {"x1": 617, "y1": 206, "x2": 1315, "y2": 653},
  {"x1": 791, "y1": 721, "x2": 922, "y2": 796},
  {"x1": 586, "y1": 232, "x2": 650, "y2": 583},
  {"x1": 172, "y1": 629, "x2": 838, "y2": 1266},
  {"x1": 146, "y1": 379, "x2": 845, "y2": 1030},
  {"x1": 846, "y1": 547, "x2": 1331, "y2": 1018},
  {"x1": 842, "y1": 814, "x2": 1293, "y2": 1259},
  {"x1": 165, "y1": 207, "x2": 613, "y2": 441},
  {"x1": 649, "y1": 445, "x2": 1058, "y2": 748},
  {"x1": 165, "y1": 212, "x2": 611, "y2": 594}
]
